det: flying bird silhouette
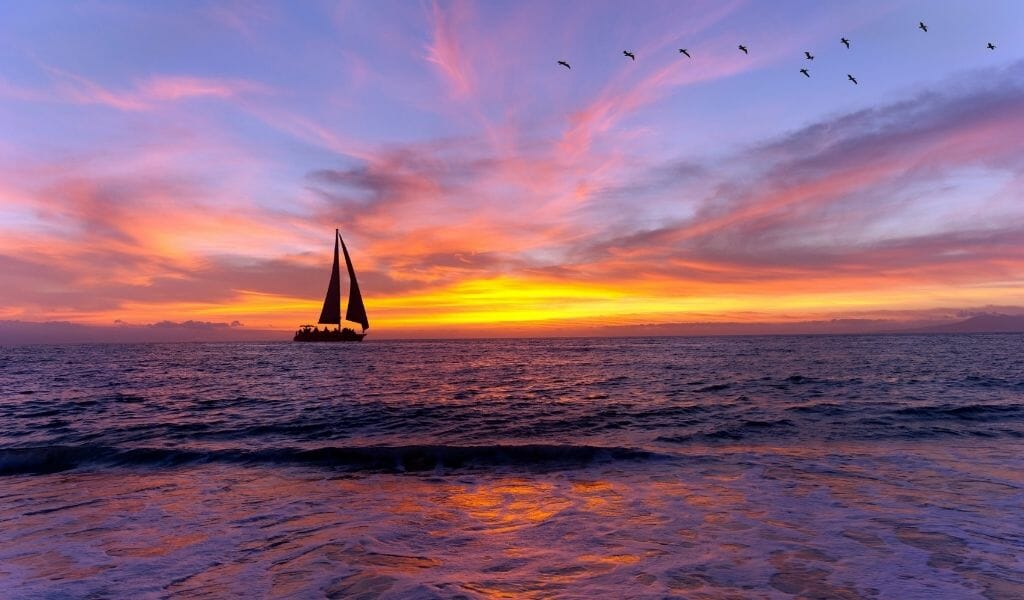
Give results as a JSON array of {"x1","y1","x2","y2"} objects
[
  {"x1": 848, "y1": 74, "x2": 858, "y2": 85},
  {"x1": 800, "y1": 68, "x2": 810, "y2": 78},
  {"x1": 804, "y1": 51, "x2": 814, "y2": 60},
  {"x1": 841, "y1": 37, "x2": 850, "y2": 49},
  {"x1": 558, "y1": 60, "x2": 571, "y2": 69},
  {"x1": 738, "y1": 44, "x2": 748, "y2": 54},
  {"x1": 987, "y1": 43, "x2": 996, "y2": 50},
  {"x1": 623, "y1": 50, "x2": 635, "y2": 61},
  {"x1": 678, "y1": 48, "x2": 691, "y2": 58},
  {"x1": 918, "y1": 21, "x2": 928, "y2": 32}
]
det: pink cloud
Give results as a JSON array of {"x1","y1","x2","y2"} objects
[
  {"x1": 136, "y1": 76, "x2": 266, "y2": 102},
  {"x1": 424, "y1": 0, "x2": 475, "y2": 99},
  {"x1": 46, "y1": 66, "x2": 149, "y2": 111},
  {"x1": 30, "y1": 66, "x2": 267, "y2": 111}
]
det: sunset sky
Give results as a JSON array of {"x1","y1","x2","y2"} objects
[{"x1": 2, "y1": 0, "x2": 1023, "y2": 337}]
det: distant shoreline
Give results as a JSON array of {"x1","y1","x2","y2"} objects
[{"x1": 2, "y1": 314, "x2": 1023, "y2": 345}]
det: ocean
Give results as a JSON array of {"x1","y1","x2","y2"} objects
[{"x1": 1, "y1": 335, "x2": 1022, "y2": 598}]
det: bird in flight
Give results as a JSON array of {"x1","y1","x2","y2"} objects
[
  {"x1": 987, "y1": 42, "x2": 996, "y2": 50},
  {"x1": 800, "y1": 68, "x2": 810, "y2": 78},
  {"x1": 848, "y1": 74, "x2": 858, "y2": 85},
  {"x1": 841, "y1": 37, "x2": 851, "y2": 49},
  {"x1": 678, "y1": 48, "x2": 691, "y2": 58},
  {"x1": 738, "y1": 44, "x2": 748, "y2": 54},
  {"x1": 623, "y1": 50, "x2": 635, "y2": 61},
  {"x1": 919, "y1": 22, "x2": 928, "y2": 32},
  {"x1": 804, "y1": 51, "x2": 814, "y2": 60},
  {"x1": 558, "y1": 60, "x2": 571, "y2": 69}
]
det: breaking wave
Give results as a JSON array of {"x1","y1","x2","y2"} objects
[{"x1": 0, "y1": 444, "x2": 659, "y2": 476}]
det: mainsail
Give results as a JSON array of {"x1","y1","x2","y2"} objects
[
  {"x1": 316, "y1": 232, "x2": 342, "y2": 324},
  {"x1": 341, "y1": 234, "x2": 369, "y2": 331}
]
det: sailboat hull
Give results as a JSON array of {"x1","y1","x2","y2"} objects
[{"x1": 293, "y1": 328, "x2": 366, "y2": 342}]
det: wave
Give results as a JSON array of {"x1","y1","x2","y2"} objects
[
  {"x1": 889, "y1": 403, "x2": 1024, "y2": 420},
  {"x1": 0, "y1": 444, "x2": 659, "y2": 476},
  {"x1": 655, "y1": 419, "x2": 798, "y2": 443},
  {"x1": 694, "y1": 383, "x2": 731, "y2": 392}
]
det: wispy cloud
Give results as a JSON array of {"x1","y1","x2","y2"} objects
[
  {"x1": 3, "y1": 66, "x2": 269, "y2": 111},
  {"x1": 424, "y1": 0, "x2": 475, "y2": 99},
  {"x1": 137, "y1": 76, "x2": 265, "y2": 102}
]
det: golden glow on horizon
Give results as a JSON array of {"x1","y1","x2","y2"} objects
[{"x1": 19, "y1": 274, "x2": 1023, "y2": 334}]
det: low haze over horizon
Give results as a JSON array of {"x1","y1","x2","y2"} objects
[{"x1": 2, "y1": 0, "x2": 1023, "y2": 339}]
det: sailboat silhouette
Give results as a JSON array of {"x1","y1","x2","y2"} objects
[{"x1": 294, "y1": 229, "x2": 369, "y2": 342}]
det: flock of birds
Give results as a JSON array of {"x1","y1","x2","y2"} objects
[{"x1": 557, "y1": 21, "x2": 998, "y2": 86}]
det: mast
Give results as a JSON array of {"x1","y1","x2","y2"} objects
[
  {"x1": 316, "y1": 229, "x2": 342, "y2": 326},
  {"x1": 340, "y1": 232, "x2": 370, "y2": 331}
]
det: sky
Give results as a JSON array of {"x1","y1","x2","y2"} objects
[{"x1": 1, "y1": 0, "x2": 1023, "y2": 338}]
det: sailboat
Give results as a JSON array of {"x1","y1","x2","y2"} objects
[{"x1": 294, "y1": 229, "x2": 369, "y2": 342}]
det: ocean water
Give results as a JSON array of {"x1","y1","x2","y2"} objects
[{"x1": 1, "y1": 335, "x2": 1022, "y2": 599}]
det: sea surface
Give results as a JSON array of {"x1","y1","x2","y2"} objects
[{"x1": 1, "y1": 335, "x2": 1023, "y2": 599}]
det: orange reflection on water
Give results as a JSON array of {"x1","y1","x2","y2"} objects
[
  {"x1": 569, "y1": 479, "x2": 625, "y2": 515},
  {"x1": 443, "y1": 479, "x2": 572, "y2": 533},
  {"x1": 6, "y1": 438, "x2": 1021, "y2": 599}
]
